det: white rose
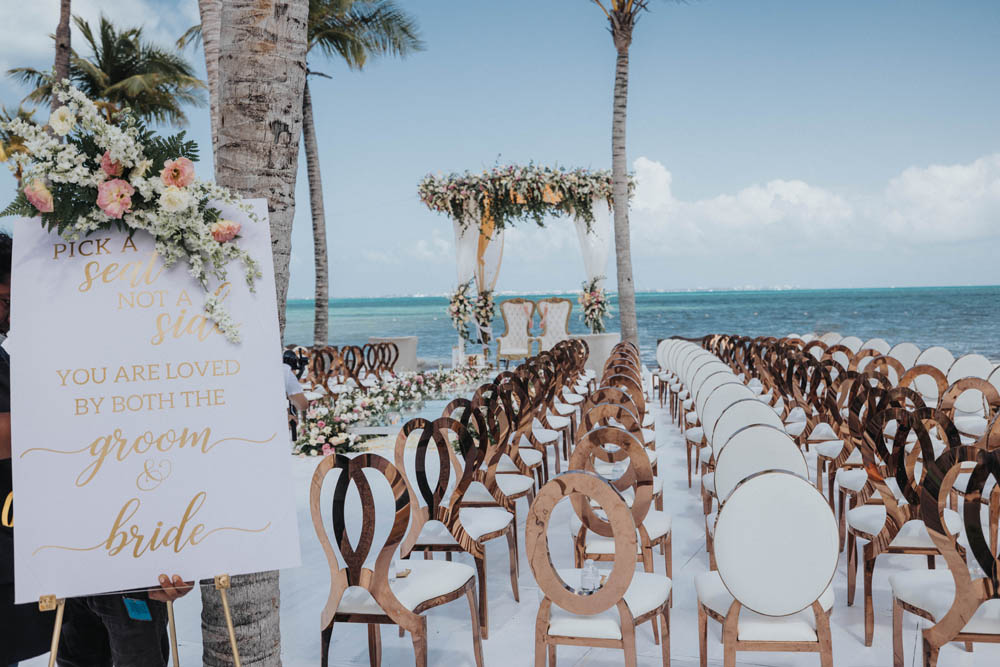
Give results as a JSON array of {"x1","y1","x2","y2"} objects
[
  {"x1": 48, "y1": 106, "x2": 76, "y2": 136},
  {"x1": 159, "y1": 185, "x2": 193, "y2": 212},
  {"x1": 130, "y1": 159, "x2": 153, "y2": 181}
]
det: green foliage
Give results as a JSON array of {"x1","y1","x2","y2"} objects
[{"x1": 7, "y1": 15, "x2": 205, "y2": 127}]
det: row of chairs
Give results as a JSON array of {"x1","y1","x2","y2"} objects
[
  {"x1": 308, "y1": 339, "x2": 595, "y2": 666},
  {"x1": 285, "y1": 341, "x2": 400, "y2": 396},
  {"x1": 657, "y1": 338, "x2": 840, "y2": 666},
  {"x1": 659, "y1": 334, "x2": 1000, "y2": 666}
]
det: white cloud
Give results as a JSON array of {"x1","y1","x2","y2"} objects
[
  {"x1": 0, "y1": 0, "x2": 200, "y2": 73},
  {"x1": 628, "y1": 153, "x2": 1000, "y2": 265}
]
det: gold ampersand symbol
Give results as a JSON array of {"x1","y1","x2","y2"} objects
[{"x1": 136, "y1": 458, "x2": 172, "y2": 492}]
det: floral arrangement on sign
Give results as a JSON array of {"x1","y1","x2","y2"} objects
[
  {"x1": 448, "y1": 279, "x2": 475, "y2": 341},
  {"x1": 0, "y1": 83, "x2": 259, "y2": 342},
  {"x1": 294, "y1": 366, "x2": 494, "y2": 456},
  {"x1": 579, "y1": 276, "x2": 611, "y2": 334},
  {"x1": 417, "y1": 164, "x2": 635, "y2": 231},
  {"x1": 473, "y1": 289, "x2": 495, "y2": 346}
]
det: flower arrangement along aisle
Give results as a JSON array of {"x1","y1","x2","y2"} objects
[
  {"x1": 579, "y1": 276, "x2": 611, "y2": 333},
  {"x1": 473, "y1": 289, "x2": 495, "y2": 347},
  {"x1": 448, "y1": 279, "x2": 475, "y2": 341},
  {"x1": 294, "y1": 366, "x2": 494, "y2": 456},
  {"x1": 0, "y1": 82, "x2": 259, "y2": 342}
]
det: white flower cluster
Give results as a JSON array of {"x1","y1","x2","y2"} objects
[{"x1": 0, "y1": 82, "x2": 263, "y2": 343}]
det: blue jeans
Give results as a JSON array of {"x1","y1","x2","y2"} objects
[{"x1": 57, "y1": 594, "x2": 169, "y2": 667}]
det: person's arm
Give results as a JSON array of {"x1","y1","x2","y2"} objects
[
  {"x1": 0, "y1": 412, "x2": 10, "y2": 460},
  {"x1": 148, "y1": 574, "x2": 194, "y2": 602},
  {"x1": 289, "y1": 392, "x2": 308, "y2": 413}
]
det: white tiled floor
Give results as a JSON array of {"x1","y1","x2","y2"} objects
[{"x1": 27, "y1": 403, "x2": 999, "y2": 665}]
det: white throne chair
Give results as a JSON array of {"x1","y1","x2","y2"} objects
[{"x1": 496, "y1": 298, "x2": 535, "y2": 367}]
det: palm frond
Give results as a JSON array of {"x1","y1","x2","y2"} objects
[
  {"x1": 177, "y1": 24, "x2": 203, "y2": 50},
  {"x1": 309, "y1": 0, "x2": 425, "y2": 69}
]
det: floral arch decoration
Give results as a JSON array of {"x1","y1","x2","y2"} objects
[{"x1": 419, "y1": 165, "x2": 633, "y2": 347}]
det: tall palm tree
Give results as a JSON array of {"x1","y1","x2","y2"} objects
[
  {"x1": 9, "y1": 15, "x2": 205, "y2": 126},
  {"x1": 591, "y1": 0, "x2": 670, "y2": 347},
  {"x1": 204, "y1": 3, "x2": 308, "y2": 663},
  {"x1": 180, "y1": 0, "x2": 222, "y2": 166},
  {"x1": 53, "y1": 0, "x2": 72, "y2": 112},
  {"x1": 304, "y1": 0, "x2": 423, "y2": 345}
]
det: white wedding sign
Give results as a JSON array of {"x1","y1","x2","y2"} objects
[{"x1": 10, "y1": 199, "x2": 301, "y2": 603}]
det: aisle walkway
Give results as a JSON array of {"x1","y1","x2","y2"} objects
[{"x1": 30, "y1": 404, "x2": 996, "y2": 666}]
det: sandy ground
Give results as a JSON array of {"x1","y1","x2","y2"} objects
[{"x1": 26, "y1": 402, "x2": 1000, "y2": 666}]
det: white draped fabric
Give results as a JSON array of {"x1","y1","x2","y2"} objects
[
  {"x1": 475, "y1": 227, "x2": 504, "y2": 294},
  {"x1": 573, "y1": 199, "x2": 612, "y2": 289},
  {"x1": 453, "y1": 218, "x2": 478, "y2": 286}
]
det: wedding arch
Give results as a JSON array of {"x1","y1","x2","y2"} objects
[{"x1": 418, "y1": 165, "x2": 631, "y2": 347}]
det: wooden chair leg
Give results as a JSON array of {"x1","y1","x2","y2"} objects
[
  {"x1": 466, "y1": 583, "x2": 485, "y2": 667},
  {"x1": 506, "y1": 527, "x2": 520, "y2": 601},
  {"x1": 367, "y1": 623, "x2": 381, "y2": 667},
  {"x1": 321, "y1": 626, "x2": 333, "y2": 667},
  {"x1": 660, "y1": 606, "x2": 670, "y2": 667},
  {"x1": 534, "y1": 630, "x2": 547, "y2": 667},
  {"x1": 698, "y1": 604, "x2": 708, "y2": 667},
  {"x1": 864, "y1": 554, "x2": 876, "y2": 646},
  {"x1": 475, "y1": 556, "x2": 489, "y2": 639},
  {"x1": 412, "y1": 618, "x2": 428, "y2": 667},
  {"x1": 846, "y1": 532, "x2": 857, "y2": 606},
  {"x1": 622, "y1": 620, "x2": 638, "y2": 667},
  {"x1": 923, "y1": 638, "x2": 939, "y2": 667},
  {"x1": 547, "y1": 644, "x2": 556, "y2": 667},
  {"x1": 665, "y1": 533, "x2": 672, "y2": 607},
  {"x1": 892, "y1": 599, "x2": 904, "y2": 667},
  {"x1": 686, "y1": 441, "x2": 693, "y2": 488}
]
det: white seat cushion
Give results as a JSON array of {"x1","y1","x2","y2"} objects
[
  {"x1": 495, "y1": 474, "x2": 534, "y2": 497},
  {"x1": 703, "y1": 472, "x2": 715, "y2": 496},
  {"x1": 337, "y1": 559, "x2": 475, "y2": 615},
  {"x1": 847, "y1": 506, "x2": 963, "y2": 547},
  {"x1": 683, "y1": 398, "x2": 694, "y2": 410},
  {"x1": 642, "y1": 413, "x2": 654, "y2": 428},
  {"x1": 785, "y1": 421, "x2": 807, "y2": 437},
  {"x1": 890, "y1": 569, "x2": 1000, "y2": 635},
  {"x1": 695, "y1": 570, "x2": 835, "y2": 641},
  {"x1": 835, "y1": 468, "x2": 867, "y2": 493},
  {"x1": 700, "y1": 447, "x2": 712, "y2": 465},
  {"x1": 553, "y1": 402, "x2": 576, "y2": 416},
  {"x1": 548, "y1": 569, "x2": 671, "y2": 640},
  {"x1": 686, "y1": 426, "x2": 704, "y2": 443},
  {"x1": 954, "y1": 414, "x2": 988, "y2": 438},
  {"x1": 815, "y1": 440, "x2": 844, "y2": 458},
  {"x1": 416, "y1": 507, "x2": 513, "y2": 544},
  {"x1": 584, "y1": 510, "x2": 673, "y2": 555},
  {"x1": 499, "y1": 449, "x2": 542, "y2": 472},
  {"x1": 532, "y1": 427, "x2": 560, "y2": 444},
  {"x1": 642, "y1": 428, "x2": 656, "y2": 446},
  {"x1": 809, "y1": 423, "x2": 839, "y2": 441},
  {"x1": 707, "y1": 510, "x2": 717, "y2": 537},
  {"x1": 678, "y1": 389, "x2": 690, "y2": 400},
  {"x1": 786, "y1": 407, "x2": 808, "y2": 423},
  {"x1": 562, "y1": 391, "x2": 585, "y2": 405},
  {"x1": 547, "y1": 414, "x2": 572, "y2": 429},
  {"x1": 686, "y1": 411, "x2": 699, "y2": 424}
]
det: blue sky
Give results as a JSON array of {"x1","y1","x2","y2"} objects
[{"x1": 1, "y1": 0, "x2": 998, "y2": 297}]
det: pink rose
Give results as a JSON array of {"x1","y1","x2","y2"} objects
[
  {"x1": 316, "y1": 421, "x2": 326, "y2": 428},
  {"x1": 160, "y1": 157, "x2": 195, "y2": 188},
  {"x1": 24, "y1": 179, "x2": 54, "y2": 213},
  {"x1": 100, "y1": 151, "x2": 123, "y2": 178},
  {"x1": 321, "y1": 444, "x2": 334, "y2": 456},
  {"x1": 210, "y1": 219, "x2": 241, "y2": 243},
  {"x1": 96, "y1": 179, "x2": 134, "y2": 219}
]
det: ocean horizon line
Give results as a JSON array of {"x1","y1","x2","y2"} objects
[{"x1": 287, "y1": 283, "x2": 1000, "y2": 303}]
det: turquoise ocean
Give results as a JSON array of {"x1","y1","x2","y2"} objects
[{"x1": 285, "y1": 286, "x2": 1000, "y2": 367}]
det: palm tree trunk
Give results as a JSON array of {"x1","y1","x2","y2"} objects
[
  {"x1": 197, "y1": 0, "x2": 222, "y2": 168},
  {"x1": 303, "y1": 79, "x2": 330, "y2": 346},
  {"x1": 207, "y1": 2, "x2": 308, "y2": 665},
  {"x1": 52, "y1": 0, "x2": 71, "y2": 112},
  {"x1": 611, "y1": 41, "x2": 638, "y2": 347}
]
